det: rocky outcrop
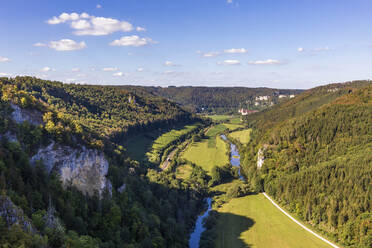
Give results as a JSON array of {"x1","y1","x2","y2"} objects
[
  {"x1": 0, "y1": 131, "x2": 18, "y2": 143},
  {"x1": 257, "y1": 147, "x2": 265, "y2": 169},
  {"x1": 0, "y1": 195, "x2": 35, "y2": 233},
  {"x1": 31, "y1": 141, "x2": 111, "y2": 197},
  {"x1": 9, "y1": 103, "x2": 111, "y2": 197},
  {"x1": 118, "y1": 183, "x2": 126, "y2": 194},
  {"x1": 10, "y1": 103, "x2": 43, "y2": 126}
]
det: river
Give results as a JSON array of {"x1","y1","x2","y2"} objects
[
  {"x1": 189, "y1": 134, "x2": 243, "y2": 248},
  {"x1": 188, "y1": 197, "x2": 212, "y2": 248},
  {"x1": 221, "y1": 134, "x2": 244, "y2": 179}
]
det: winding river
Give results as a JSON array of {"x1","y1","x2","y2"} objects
[{"x1": 189, "y1": 134, "x2": 243, "y2": 248}]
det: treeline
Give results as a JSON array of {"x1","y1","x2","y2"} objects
[
  {"x1": 131, "y1": 86, "x2": 302, "y2": 114},
  {"x1": 0, "y1": 76, "x2": 197, "y2": 141},
  {"x1": 241, "y1": 82, "x2": 372, "y2": 247}
]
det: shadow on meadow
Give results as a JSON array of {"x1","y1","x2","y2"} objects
[{"x1": 200, "y1": 210, "x2": 255, "y2": 248}]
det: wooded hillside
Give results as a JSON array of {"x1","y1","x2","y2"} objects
[{"x1": 241, "y1": 81, "x2": 372, "y2": 247}]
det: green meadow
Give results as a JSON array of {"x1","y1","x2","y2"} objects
[
  {"x1": 175, "y1": 164, "x2": 193, "y2": 180},
  {"x1": 223, "y1": 123, "x2": 243, "y2": 131},
  {"x1": 229, "y1": 129, "x2": 252, "y2": 144},
  {"x1": 181, "y1": 124, "x2": 229, "y2": 174},
  {"x1": 205, "y1": 115, "x2": 234, "y2": 121},
  {"x1": 214, "y1": 193, "x2": 333, "y2": 248}
]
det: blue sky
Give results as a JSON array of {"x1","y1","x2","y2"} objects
[{"x1": 0, "y1": 0, "x2": 371, "y2": 89}]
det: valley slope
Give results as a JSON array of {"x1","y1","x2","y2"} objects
[{"x1": 241, "y1": 80, "x2": 372, "y2": 247}]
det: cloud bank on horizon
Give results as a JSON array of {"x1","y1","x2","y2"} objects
[{"x1": 0, "y1": 0, "x2": 371, "y2": 89}]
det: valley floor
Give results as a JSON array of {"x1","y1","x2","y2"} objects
[{"x1": 173, "y1": 117, "x2": 342, "y2": 248}]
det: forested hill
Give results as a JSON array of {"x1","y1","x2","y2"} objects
[
  {"x1": 0, "y1": 76, "x2": 207, "y2": 247},
  {"x1": 0, "y1": 77, "x2": 197, "y2": 142},
  {"x1": 128, "y1": 86, "x2": 303, "y2": 114},
  {"x1": 244, "y1": 80, "x2": 372, "y2": 133},
  {"x1": 241, "y1": 80, "x2": 372, "y2": 247}
]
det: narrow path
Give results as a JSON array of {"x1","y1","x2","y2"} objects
[{"x1": 262, "y1": 192, "x2": 340, "y2": 248}]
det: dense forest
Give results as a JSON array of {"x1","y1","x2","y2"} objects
[
  {"x1": 0, "y1": 77, "x2": 209, "y2": 247},
  {"x1": 241, "y1": 81, "x2": 372, "y2": 247},
  {"x1": 130, "y1": 86, "x2": 303, "y2": 114}
]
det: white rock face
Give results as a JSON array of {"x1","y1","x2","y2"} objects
[
  {"x1": 0, "y1": 196, "x2": 35, "y2": 233},
  {"x1": 257, "y1": 148, "x2": 265, "y2": 169},
  {"x1": 10, "y1": 103, "x2": 43, "y2": 126},
  {"x1": 31, "y1": 141, "x2": 111, "y2": 197}
]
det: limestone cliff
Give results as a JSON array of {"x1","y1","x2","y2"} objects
[
  {"x1": 10, "y1": 103, "x2": 43, "y2": 126},
  {"x1": 9, "y1": 103, "x2": 111, "y2": 197},
  {"x1": 257, "y1": 147, "x2": 265, "y2": 169},
  {"x1": 31, "y1": 141, "x2": 111, "y2": 197}
]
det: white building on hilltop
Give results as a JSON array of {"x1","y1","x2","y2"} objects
[{"x1": 255, "y1": 95, "x2": 270, "y2": 101}]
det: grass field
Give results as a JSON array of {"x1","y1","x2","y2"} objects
[
  {"x1": 229, "y1": 129, "x2": 252, "y2": 144},
  {"x1": 124, "y1": 122, "x2": 201, "y2": 163},
  {"x1": 175, "y1": 164, "x2": 193, "y2": 180},
  {"x1": 206, "y1": 115, "x2": 234, "y2": 121},
  {"x1": 205, "y1": 115, "x2": 243, "y2": 124},
  {"x1": 223, "y1": 123, "x2": 244, "y2": 131},
  {"x1": 228, "y1": 116, "x2": 243, "y2": 124},
  {"x1": 214, "y1": 193, "x2": 333, "y2": 248},
  {"x1": 181, "y1": 125, "x2": 229, "y2": 174},
  {"x1": 206, "y1": 124, "x2": 227, "y2": 137}
]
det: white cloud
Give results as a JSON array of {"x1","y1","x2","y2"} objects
[
  {"x1": 96, "y1": 4, "x2": 102, "y2": 9},
  {"x1": 137, "y1": 68, "x2": 144, "y2": 72},
  {"x1": 0, "y1": 56, "x2": 10, "y2": 62},
  {"x1": 217, "y1": 59, "x2": 241, "y2": 65},
  {"x1": 113, "y1": 72, "x2": 125, "y2": 77},
  {"x1": 136, "y1": 26, "x2": 146, "y2": 32},
  {"x1": 202, "y1": 51, "x2": 220, "y2": 57},
  {"x1": 227, "y1": 0, "x2": 233, "y2": 3},
  {"x1": 47, "y1": 12, "x2": 134, "y2": 36},
  {"x1": 102, "y1": 67, "x2": 118, "y2": 71},
  {"x1": 49, "y1": 39, "x2": 86, "y2": 51},
  {"x1": 71, "y1": 19, "x2": 91, "y2": 30},
  {"x1": 109, "y1": 35, "x2": 156, "y2": 47},
  {"x1": 41, "y1": 66, "x2": 55, "y2": 72},
  {"x1": 164, "y1": 61, "x2": 179, "y2": 67},
  {"x1": 312, "y1": 46, "x2": 330, "y2": 52},
  {"x1": 247, "y1": 59, "x2": 282, "y2": 65},
  {"x1": 77, "y1": 17, "x2": 133, "y2": 35},
  {"x1": 297, "y1": 47, "x2": 304, "y2": 52},
  {"x1": 72, "y1": 68, "x2": 80, "y2": 72},
  {"x1": 80, "y1": 13, "x2": 90, "y2": 19},
  {"x1": 224, "y1": 48, "x2": 247, "y2": 54},
  {"x1": 33, "y1": 42, "x2": 47, "y2": 47},
  {"x1": 0, "y1": 72, "x2": 10, "y2": 76},
  {"x1": 47, "y1": 12, "x2": 80, "y2": 24}
]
